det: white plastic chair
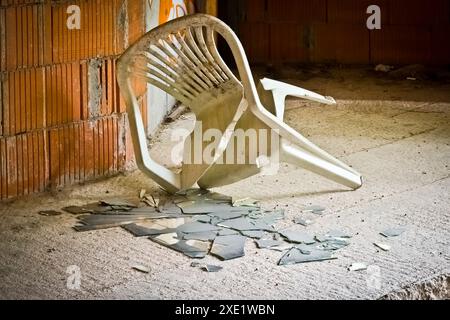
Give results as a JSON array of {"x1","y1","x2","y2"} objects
[{"x1": 117, "y1": 14, "x2": 362, "y2": 193}]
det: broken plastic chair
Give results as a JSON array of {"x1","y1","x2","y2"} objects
[{"x1": 117, "y1": 14, "x2": 362, "y2": 193}]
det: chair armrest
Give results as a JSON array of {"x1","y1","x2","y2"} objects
[{"x1": 260, "y1": 78, "x2": 336, "y2": 105}]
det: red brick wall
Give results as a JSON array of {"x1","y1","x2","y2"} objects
[
  {"x1": 237, "y1": 0, "x2": 450, "y2": 65},
  {"x1": 0, "y1": 0, "x2": 147, "y2": 200}
]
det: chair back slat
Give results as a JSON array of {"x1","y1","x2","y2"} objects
[{"x1": 121, "y1": 20, "x2": 240, "y2": 108}]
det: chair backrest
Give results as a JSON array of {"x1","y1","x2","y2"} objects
[
  {"x1": 116, "y1": 14, "x2": 263, "y2": 193},
  {"x1": 117, "y1": 14, "x2": 251, "y2": 111}
]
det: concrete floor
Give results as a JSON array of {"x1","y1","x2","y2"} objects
[{"x1": 0, "y1": 68, "x2": 449, "y2": 299}]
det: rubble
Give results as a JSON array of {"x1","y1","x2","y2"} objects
[{"x1": 68, "y1": 190, "x2": 356, "y2": 267}]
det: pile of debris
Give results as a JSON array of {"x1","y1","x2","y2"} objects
[{"x1": 67, "y1": 189, "x2": 353, "y2": 266}]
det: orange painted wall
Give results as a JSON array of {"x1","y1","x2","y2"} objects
[{"x1": 0, "y1": 0, "x2": 147, "y2": 200}]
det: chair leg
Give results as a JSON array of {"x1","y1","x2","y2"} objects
[
  {"x1": 257, "y1": 78, "x2": 360, "y2": 177},
  {"x1": 280, "y1": 140, "x2": 362, "y2": 189}
]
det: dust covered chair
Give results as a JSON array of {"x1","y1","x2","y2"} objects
[{"x1": 117, "y1": 14, "x2": 362, "y2": 193}]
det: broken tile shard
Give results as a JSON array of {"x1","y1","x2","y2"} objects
[
  {"x1": 38, "y1": 210, "x2": 62, "y2": 216},
  {"x1": 380, "y1": 227, "x2": 406, "y2": 238},
  {"x1": 181, "y1": 231, "x2": 218, "y2": 241},
  {"x1": 150, "y1": 233, "x2": 210, "y2": 258},
  {"x1": 295, "y1": 243, "x2": 314, "y2": 254},
  {"x1": 132, "y1": 265, "x2": 150, "y2": 273},
  {"x1": 255, "y1": 239, "x2": 285, "y2": 249},
  {"x1": 294, "y1": 217, "x2": 313, "y2": 226},
  {"x1": 192, "y1": 215, "x2": 211, "y2": 223},
  {"x1": 122, "y1": 223, "x2": 176, "y2": 237},
  {"x1": 232, "y1": 197, "x2": 259, "y2": 207},
  {"x1": 201, "y1": 264, "x2": 223, "y2": 272},
  {"x1": 279, "y1": 230, "x2": 316, "y2": 244},
  {"x1": 316, "y1": 238, "x2": 350, "y2": 251},
  {"x1": 348, "y1": 263, "x2": 367, "y2": 271},
  {"x1": 325, "y1": 230, "x2": 352, "y2": 238},
  {"x1": 100, "y1": 198, "x2": 137, "y2": 208},
  {"x1": 302, "y1": 205, "x2": 325, "y2": 214},
  {"x1": 63, "y1": 205, "x2": 92, "y2": 215},
  {"x1": 278, "y1": 247, "x2": 336, "y2": 265},
  {"x1": 217, "y1": 228, "x2": 239, "y2": 236},
  {"x1": 210, "y1": 235, "x2": 246, "y2": 260},
  {"x1": 240, "y1": 230, "x2": 266, "y2": 239},
  {"x1": 218, "y1": 217, "x2": 274, "y2": 232},
  {"x1": 208, "y1": 211, "x2": 246, "y2": 221},
  {"x1": 177, "y1": 221, "x2": 221, "y2": 233},
  {"x1": 178, "y1": 201, "x2": 238, "y2": 215},
  {"x1": 374, "y1": 242, "x2": 391, "y2": 251},
  {"x1": 255, "y1": 210, "x2": 285, "y2": 225}
]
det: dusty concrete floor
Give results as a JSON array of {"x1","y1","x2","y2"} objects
[{"x1": 0, "y1": 67, "x2": 449, "y2": 299}]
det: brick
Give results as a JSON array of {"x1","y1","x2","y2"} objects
[
  {"x1": 6, "y1": 136, "x2": 17, "y2": 198},
  {"x1": 4, "y1": 6, "x2": 17, "y2": 70},
  {"x1": 310, "y1": 23, "x2": 371, "y2": 64},
  {"x1": 431, "y1": 26, "x2": 450, "y2": 65},
  {"x1": 239, "y1": 22, "x2": 270, "y2": 63},
  {"x1": 49, "y1": 128, "x2": 60, "y2": 187},
  {"x1": 0, "y1": 74, "x2": 4, "y2": 136},
  {"x1": 328, "y1": 0, "x2": 390, "y2": 25},
  {"x1": 270, "y1": 23, "x2": 309, "y2": 63},
  {"x1": 127, "y1": 0, "x2": 145, "y2": 45},
  {"x1": 371, "y1": 25, "x2": 432, "y2": 65},
  {"x1": 16, "y1": 134, "x2": 22, "y2": 195},
  {"x1": 83, "y1": 120, "x2": 94, "y2": 179},
  {"x1": 0, "y1": 0, "x2": 146, "y2": 199},
  {"x1": 0, "y1": 8, "x2": 5, "y2": 72},
  {"x1": 244, "y1": 0, "x2": 266, "y2": 22},
  {"x1": 27, "y1": 130, "x2": 34, "y2": 193},
  {"x1": 268, "y1": 0, "x2": 326, "y2": 23},
  {"x1": 389, "y1": 0, "x2": 449, "y2": 26},
  {"x1": 0, "y1": 138, "x2": 5, "y2": 199},
  {"x1": 2, "y1": 4, "x2": 43, "y2": 71}
]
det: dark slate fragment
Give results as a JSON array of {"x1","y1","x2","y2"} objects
[
  {"x1": 255, "y1": 239, "x2": 285, "y2": 249},
  {"x1": 122, "y1": 223, "x2": 176, "y2": 237},
  {"x1": 149, "y1": 233, "x2": 210, "y2": 258},
  {"x1": 325, "y1": 230, "x2": 352, "y2": 238},
  {"x1": 63, "y1": 205, "x2": 92, "y2": 214},
  {"x1": 380, "y1": 227, "x2": 406, "y2": 238},
  {"x1": 99, "y1": 198, "x2": 137, "y2": 208},
  {"x1": 38, "y1": 210, "x2": 62, "y2": 216},
  {"x1": 240, "y1": 230, "x2": 265, "y2": 239},
  {"x1": 208, "y1": 211, "x2": 246, "y2": 221},
  {"x1": 279, "y1": 230, "x2": 316, "y2": 244},
  {"x1": 217, "y1": 228, "x2": 240, "y2": 236},
  {"x1": 218, "y1": 217, "x2": 274, "y2": 232},
  {"x1": 278, "y1": 248, "x2": 336, "y2": 265},
  {"x1": 293, "y1": 217, "x2": 313, "y2": 226},
  {"x1": 181, "y1": 231, "x2": 218, "y2": 241},
  {"x1": 201, "y1": 265, "x2": 223, "y2": 272},
  {"x1": 177, "y1": 221, "x2": 221, "y2": 233},
  {"x1": 210, "y1": 235, "x2": 246, "y2": 260}
]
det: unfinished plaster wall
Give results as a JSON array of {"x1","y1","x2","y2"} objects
[
  {"x1": 0, "y1": 0, "x2": 147, "y2": 200},
  {"x1": 145, "y1": 0, "x2": 195, "y2": 135},
  {"x1": 145, "y1": 0, "x2": 176, "y2": 135}
]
